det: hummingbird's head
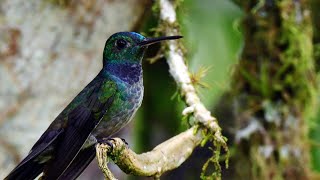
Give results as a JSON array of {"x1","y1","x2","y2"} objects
[{"x1": 102, "y1": 32, "x2": 182, "y2": 66}]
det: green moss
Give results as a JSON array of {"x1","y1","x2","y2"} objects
[
  {"x1": 275, "y1": 0, "x2": 316, "y2": 121},
  {"x1": 199, "y1": 127, "x2": 229, "y2": 180}
]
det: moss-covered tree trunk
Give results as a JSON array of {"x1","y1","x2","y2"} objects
[{"x1": 230, "y1": 0, "x2": 316, "y2": 179}]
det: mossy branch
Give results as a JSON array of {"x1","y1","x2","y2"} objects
[
  {"x1": 96, "y1": 0, "x2": 227, "y2": 179},
  {"x1": 96, "y1": 127, "x2": 202, "y2": 179}
]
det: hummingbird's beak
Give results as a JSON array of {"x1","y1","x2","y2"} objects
[{"x1": 137, "y1": 35, "x2": 183, "y2": 47}]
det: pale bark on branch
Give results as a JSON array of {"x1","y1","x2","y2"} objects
[
  {"x1": 96, "y1": 127, "x2": 202, "y2": 179},
  {"x1": 159, "y1": 0, "x2": 225, "y2": 144}
]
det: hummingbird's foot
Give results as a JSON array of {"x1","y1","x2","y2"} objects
[
  {"x1": 97, "y1": 138, "x2": 130, "y2": 152},
  {"x1": 120, "y1": 138, "x2": 129, "y2": 146},
  {"x1": 97, "y1": 138, "x2": 117, "y2": 151}
]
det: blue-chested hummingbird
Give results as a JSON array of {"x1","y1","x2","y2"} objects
[{"x1": 5, "y1": 32, "x2": 182, "y2": 180}]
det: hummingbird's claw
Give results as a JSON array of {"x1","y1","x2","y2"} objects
[
  {"x1": 120, "y1": 138, "x2": 129, "y2": 146},
  {"x1": 97, "y1": 138, "x2": 129, "y2": 151},
  {"x1": 97, "y1": 138, "x2": 116, "y2": 151}
]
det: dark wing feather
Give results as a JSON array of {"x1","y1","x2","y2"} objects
[
  {"x1": 4, "y1": 129, "x2": 63, "y2": 180},
  {"x1": 43, "y1": 77, "x2": 115, "y2": 180},
  {"x1": 5, "y1": 73, "x2": 116, "y2": 180},
  {"x1": 57, "y1": 145, "x2": 96, "y2": 180}
]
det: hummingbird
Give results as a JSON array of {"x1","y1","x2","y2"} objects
[{"x1": 5, "y1": 32, "x2": 182, "y2": 180}]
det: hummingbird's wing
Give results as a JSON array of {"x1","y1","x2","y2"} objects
[
  {"x1": 56, "y1": 144, "x2": 96, "y2": 179},
  {"x1": 43, "y1": 76, "x2": 116, "y2": 179},
  {"x1": 5, "y1": 74, "x2": 117, "y2": 180}
]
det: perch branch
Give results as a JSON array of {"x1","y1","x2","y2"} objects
[{"x1": 96, "y1": 127, "x2": 202, "y2": 179}]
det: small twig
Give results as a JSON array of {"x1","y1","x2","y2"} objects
[{"x1": 159, "y1": 0, "x2": 226, "y2": 146}]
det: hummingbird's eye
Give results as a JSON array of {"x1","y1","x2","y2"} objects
[{"x1": 115, "y1": 39, "x2": 128, "y2": 50}]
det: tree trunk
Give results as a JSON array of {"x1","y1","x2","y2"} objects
[
  {"x1": 0, "y1": 0, "x2": 149, "y2": 178},
  {"x1": 228, "y1": 0, "x2": 316, "y2": 179}
]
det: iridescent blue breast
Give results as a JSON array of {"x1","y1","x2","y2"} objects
[{"x1": 92, "y1": 63, "x2": 143, "y2": 138}]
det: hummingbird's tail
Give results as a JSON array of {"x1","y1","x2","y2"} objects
[
  {"x1": 49, "y1": 145, "x2": 96, "y2": 179},
  {"x1": 5, "y1": 128, "x2": 63, "y2": 180},
  {"x1": 5, "y1": 158, "x2": 44, "y2": 180},
  {"x1": 5, "y1": 145, "x2": 96, "y2": 180}
]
